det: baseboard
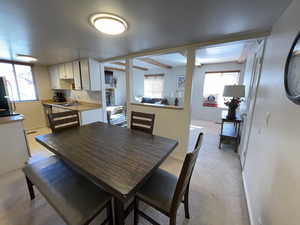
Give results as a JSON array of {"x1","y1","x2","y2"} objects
[{"x1": 242, "y1": 171, "x2": 255, "y2": 225}]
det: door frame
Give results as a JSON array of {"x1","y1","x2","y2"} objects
[{"x1": 240, "y1": 39, "x2": 266, "y2": 169}]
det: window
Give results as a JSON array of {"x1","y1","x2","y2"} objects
[
  {"x1": 0, "y1": 62, "x2": 37, "y2": 101},
  {"x1": 203, "y1": 71, "x2": 239, "y2": 107},
  {"x1": 144, "y1": 74, "x2": 164, "y2": 98}
]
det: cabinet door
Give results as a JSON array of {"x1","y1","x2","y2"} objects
[
  {"x1": 80, "y1": 59, "x2": 90, "y2": 90},
  {"x1": 49, "y1": 65, "x2": 60, "y2": 89},
  {"x1": 73, "y1": 61, "x2": 82, "y2": 90},
  {"x1": 58, "y1": 64, "x2": 66, "y2": 79},
  {"x1": 80, "y1": 109, "x2": 103, "y2": 125},
  {"x1": 65, "y1": 62, "x2": 74, "y2": 79},
  {"x1": 89, "y1": 58, "x2": 101, "y2": 91}
]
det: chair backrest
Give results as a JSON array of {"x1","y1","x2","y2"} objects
[
  {"x1": 171, "y1": 132, "x2": 204, "y2": 213},
  {"x1": 130, "y1": 111, "x2": 155, "y2": 134},
  {"x1": 48, "y1": 110, "x2": 80, "y2": 133}
]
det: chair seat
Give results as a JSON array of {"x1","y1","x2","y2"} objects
[
  {"x1": 136, "y1": 168, "x2": 178, "y2": 215},
  {"x1": 23, "y1": 156, "x2": 111, "y2": 225}
]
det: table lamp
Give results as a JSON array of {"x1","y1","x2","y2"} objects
[{"x1": 223, "y1": 85, "x2": 245, "y2": 120}]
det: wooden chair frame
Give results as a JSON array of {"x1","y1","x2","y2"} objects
[
  {"x1": 134, "y1": 133, "x2": 204, "y2": 225},
  {"x1": 130, "y1": 111, "x2": 155, "y2": 134},
  {"x1": 48, "y1": 110, "x2": 80, "y2": 133}
]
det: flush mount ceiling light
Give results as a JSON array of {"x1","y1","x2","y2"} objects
[
  {"x1": 90, "y1": 13, "x2": 128, "y2": 35},
  {"x1": 16, "y1": 54, "x2": 38, "y2": 62}
]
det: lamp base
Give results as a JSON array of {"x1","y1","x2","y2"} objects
[{"x1": 226, "y1": 98, "x2": 239, "y2": 120}]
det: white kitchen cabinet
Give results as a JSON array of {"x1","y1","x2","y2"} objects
[
  {"x1": 80, "y1": 59, "x2": 90, "y2": 90},
  {"x1": 80, "y1": 58, "x2": 101, "y2": 91},
  {"x1": 64, "y1": 62, "x2": 74, "y2": 79},
  {"x1": 0, "y1": 121, "x2": 29, "y2": 175},
  {"x1": 49, "y1": 65, "x2": 72, "y2": 90},
  {"x1": 79, "y1": 109, "x2": 103, "y2": 125},
  {"x1": 49, "y1": 65, "x2": 60, "y2": 89},
  {"x1": 73, "y1": 60, "x2": 82, "y2": 90},
  {"x1": 58, "y1": 64, "x2": 66, "y2": 79}
]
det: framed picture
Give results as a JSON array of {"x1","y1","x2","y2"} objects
[{"x1": 176, "y1": 75, "x2": 185, "y2": 89}]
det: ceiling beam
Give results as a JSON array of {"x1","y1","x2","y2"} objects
[
  {"x1": 196, "y1": 60, "x2": 242, "y2": 67},
  {"x1": 137, "y1": 57, "x2": 173, "y2": 69},
  {"x1": 112, "y1": 62, "x2": 148, "y2": 71},
  {"x1": 100, "y1": 31, "x2": 269, "y2": 63},
  {"x1": 104, "y1": 66, "x2": 125, "y2": 72}
]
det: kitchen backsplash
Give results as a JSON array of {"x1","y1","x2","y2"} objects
[{"x1": 63, "y1": 90, "x2": 101, "y2": 104}]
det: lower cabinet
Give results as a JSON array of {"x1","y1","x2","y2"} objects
[
  {"x1": 0, "y1": 121, "x2": 29, "y2": 175},
  {"x1": 79, "y1": 109, "x2": 103, "y2": 125}
]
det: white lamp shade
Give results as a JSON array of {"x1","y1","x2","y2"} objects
[{"x1": 223, "y1": 85, "x2": 245, "y2": 97}]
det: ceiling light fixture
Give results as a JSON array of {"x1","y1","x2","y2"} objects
[
  {"x1": 90, "y1": 13, "x2": 128, "y2": 35},
  {"x1": 16, "y1": 54, "x2": 38, "y2": 62}
]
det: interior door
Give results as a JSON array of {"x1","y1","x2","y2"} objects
[{"x1": 240, "y1": 39, "x2": 265, "y2": 169}]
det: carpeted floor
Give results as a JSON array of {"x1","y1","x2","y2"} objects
[{"x1": 0, "y1": 121, "x2": 250, "y2": 225}]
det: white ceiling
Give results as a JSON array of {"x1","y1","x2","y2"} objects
[
  {"x1": 0, "y1": 0, "x2": 291, "y2": 65},
  {"x1": 196, "y1": 42, "x2": 245, "y2": 64},
  {"x1": 104, "y1": 40, "x2": 253, "y2": 70}
]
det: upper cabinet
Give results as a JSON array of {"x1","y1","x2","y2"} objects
[
  {"x1": 49, "y1": 65, "x2": 72, "y2": 90},
  {"x1": 73, "y1": 60, "x2": 82, "y2": 90},
  {"x1": 80, "y1": 58, "x2": 101, "y2": 91},
  {"x1": 49, "y1": 58, "x2": 101, "y2": 91},
  {"x1": 59, "y1": 62, "x2": 73, "y2": 79},
  {"x1": 65, "y1": 62, "x2": 74, "y2": 79},
  {"x1": 49, "y1": 65, "x2": 60, "y2": 89},
  {"x1": 58, "y1": 64, "x2": 66, "y2": 79}
]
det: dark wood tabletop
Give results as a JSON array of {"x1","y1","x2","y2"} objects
[{"x1": 35, "y1": 122, "x2": 178, "y2": 201}]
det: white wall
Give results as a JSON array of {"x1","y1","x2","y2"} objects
[
  {"x1": 128, "y1": 104, "x2": 190, "y2": 159},
  {"x1": 113, "y1": 70, "x2": 126, "y2": 105},
  {"x1": 243, "y1": 1, "x2": 300, "y2": 225},
  {"x1": 65, "y1": 90, "x2": 101, "y2": 104},
  {"x1": 191, "y1": 62, "x2": 245, "y2": 122},
  {"x1": 127, "y1": 51, "x2": 195, "y2": 160}
]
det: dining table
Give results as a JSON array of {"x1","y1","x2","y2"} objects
[{"x1": 35, "y1": 122, "x2": 178, "y2": 225}]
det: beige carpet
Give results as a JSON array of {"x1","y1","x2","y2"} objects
[{"x1": 0, "y1": 121, "x2": 250, "y2": 225}]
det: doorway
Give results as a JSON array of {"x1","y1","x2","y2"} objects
[
  {"x1": 102, "y1": 59, "x2": 127, "y2": 126},
  {"x1": 188, "y1": 39, "x2": 263, "y2": 155},
  {"x1": 239, "y1": 40, "x2": 265, "y2": 168}
]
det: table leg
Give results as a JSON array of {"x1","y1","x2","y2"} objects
[
  {"x1": 219, "y1": 121, "x2": 224, "y2": 149},
  {"x1": 114, "y1": 198, "x2": 125, "y2": 225}
]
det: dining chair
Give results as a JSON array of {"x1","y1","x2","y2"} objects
[
  {"x1": 133, "y1": 132, "x2": 204, "y2": 225},
  {"x1": 23, "y1": 156, "x2": 113, "y2": 225},
  {"x1": 130, "y1": 111, "x2": 155, "y2": 134},
  {"x1": 48, "y1": 110, "x2": 80, "y2": 133}
]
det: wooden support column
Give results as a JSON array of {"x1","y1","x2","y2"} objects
[
  {"x1": 125, "y1": 58, "x2": 133, "y2": 126},
  {"x1": 182, "y1": 48, "x2": 196, "y2": 155},
  {"x1": 99, "y1": 63, "x2": 108, "y2": 122}
]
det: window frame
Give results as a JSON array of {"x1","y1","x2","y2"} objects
[
  {"x1": 0, "y1": 59, "x2": 38, "y2": 102},
  {"x1": 203, "y1": 70, "x2": 240, "y2": 108}
]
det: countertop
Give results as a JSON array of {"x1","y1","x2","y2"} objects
[
  {"x1": 42, "y1": 100, "x2": 101, "y2": 112},
  {"x1": 130, "y1": 102, "x2": 184, "y2": 110},
  {"x1": 0, "y1": 114, "x2": 24, "y2": 125}
]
